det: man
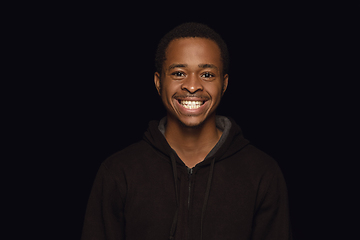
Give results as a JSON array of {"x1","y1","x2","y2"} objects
[{"x1": 81, "y1": 22, "x2": 292, "y2": 240}]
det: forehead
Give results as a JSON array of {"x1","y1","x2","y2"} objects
[{"x1": 164, "y1": 38, "x2": 222, "y2": 69}]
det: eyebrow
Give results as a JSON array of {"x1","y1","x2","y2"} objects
[
  {"x1": 198, "y1": 63, "x2": 218, "y2": 70},
  {"x1": 167, "y1": 63, "x2": 218, "y2": 70},
  {"x1": 168, "y1": 64, "x2": 188, "y2": 70}
]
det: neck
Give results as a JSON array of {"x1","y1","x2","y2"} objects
[{"x1": 165, "y1": 114, "x2": 222, "y2": 168}]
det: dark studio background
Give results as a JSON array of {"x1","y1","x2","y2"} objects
[{"x1": 14, "y1": 2, "x2": 357, "y2": 240}]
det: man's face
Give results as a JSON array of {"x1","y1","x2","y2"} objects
[{"x1": 154, "y1": 37, "x2": 228, "y2": 128}]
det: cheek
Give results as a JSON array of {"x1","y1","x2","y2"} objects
[
  {"x1": 207, "y1": 84, "x2": 224, "y2": 102},
  {"x1": 160, "y1": 81, "x2": 176, "y2": 104}
]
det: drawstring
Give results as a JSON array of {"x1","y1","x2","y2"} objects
[
  {"x1": 200, "y1": 157, "x2": 216, "y2": 240},
  {"x1": 169, "y1": 153, "x2": 216, "y2": 240},
  {"x1": 169, "y1": 153, "x2": 179, "y2": 240}
]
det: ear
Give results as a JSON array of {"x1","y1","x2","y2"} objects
[
  {"x1": 154, "y1": 72, "x2": 161, "y2": 96},
  {"x1": 222, "y1": 74, "x2": 229, "y2": 96}
]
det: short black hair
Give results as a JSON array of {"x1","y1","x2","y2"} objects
[{"x1": 155, "y1": 22, "x2": 229, "y2": 75}]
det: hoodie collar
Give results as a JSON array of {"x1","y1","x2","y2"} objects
[{"x1": 143, "y1": 116, "x2": 249, "y2": 166}]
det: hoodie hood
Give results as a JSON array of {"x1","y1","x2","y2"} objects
[{"x1": 143, "y1": 116, "x2": 250, "y2": 167}]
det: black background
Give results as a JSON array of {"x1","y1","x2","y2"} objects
[{"x1": 11, "y1": 2, "x2": 357, "y2": 240}]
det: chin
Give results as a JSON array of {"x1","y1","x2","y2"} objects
[{"x1": 176, "y1": 115, "x2": 210, "y2": 129}]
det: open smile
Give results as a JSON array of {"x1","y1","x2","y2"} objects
[
  {"x1": 178, "y1": 100, "x2": 206, "y2": 109},
  {"x1": 173, "y1": 96, "x2": 210, "y2": 115}
]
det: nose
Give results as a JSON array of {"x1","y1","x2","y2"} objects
[{"x1": 181, "y1": 73, "x2": 203, "y2": 93}]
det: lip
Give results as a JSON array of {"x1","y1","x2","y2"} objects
[{"x1": 175, "y1": 96, "x2": 208, "y2": 101}]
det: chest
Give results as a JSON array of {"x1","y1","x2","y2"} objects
[{"x1": 123, "y1": 164, "x2": 257, "y2": 239}]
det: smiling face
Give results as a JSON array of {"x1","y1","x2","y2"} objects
[{"x1": 154, "y1": 37, "x2": 228, "y2": 128}]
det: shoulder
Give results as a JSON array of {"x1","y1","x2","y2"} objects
[
  {"x1": 241, "y1": 144, "x2": 278, "y2": 167},
  {"x1": 242, "y1": 144, "x2": 287, "y2": 188},
  {"x1": 229, "y1": 144, "x2": 283, "y2": 180},
  {"x1": 101, "y1": 140, "x2": 154, "y2": 171}
]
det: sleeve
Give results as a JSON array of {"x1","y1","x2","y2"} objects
[
  {"x1": 251, "y1": 165, "x2": 293, "y2": 240},
  {"x1": 81, "y1": 163, "x2": 126, "y2": 240}
]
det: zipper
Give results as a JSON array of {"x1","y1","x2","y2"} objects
[
  {"x1": 187, "y1": 167, "x2": 194, "y2": 240},
  {"x1": 187, "y1": 167, "x2": 193, "y2": 209}
]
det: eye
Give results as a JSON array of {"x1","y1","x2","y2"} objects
[
  {"x1": 171, "y1": 71, "x2": 186, "y2": 77},
  {"x1": 201, "y1": 72, "x2": 215, "y2": 78}
]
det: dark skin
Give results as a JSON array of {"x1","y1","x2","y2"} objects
[{"x1": 154, "y1": 37, "x2": 229, "y2": 168}]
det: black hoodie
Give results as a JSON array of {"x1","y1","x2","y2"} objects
[{"x1": 81, "y1": 116, "x2": 292, "y2": 240}]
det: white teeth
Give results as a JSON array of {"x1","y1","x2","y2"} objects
[{"x1": 180, "y1": 100, "x2": 203, "y2": 109}]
